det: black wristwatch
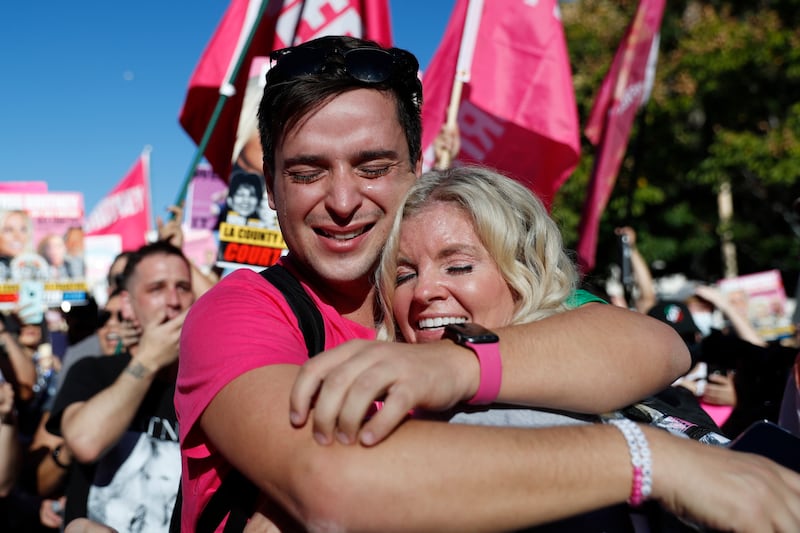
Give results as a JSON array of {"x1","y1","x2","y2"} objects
[
  {"x1": 443, "y1": 323, "x2": 501, "y2": 405},
  {"x1": 443, "y1": 322, "x2": 499, "y2": 345}
]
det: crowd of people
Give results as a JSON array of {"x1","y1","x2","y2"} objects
[{"x1": 0, "y1": 35, "x2": 798, "y2": 533}]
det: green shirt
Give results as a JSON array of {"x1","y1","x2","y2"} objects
[{"x1": 566, "y1": 289, "x2": 607, "y2": 308}]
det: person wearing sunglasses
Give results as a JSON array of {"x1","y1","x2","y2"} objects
[{"x1": 174, "y1": 36, "x2": 769, "y2": 532}]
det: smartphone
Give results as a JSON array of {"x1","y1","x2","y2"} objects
[
  {"x1": 18, "y1": 281, "x2": 45, "y2": 324},
  {"x1": 728, "y1": 421, "x2": 800, "y2": 473}
]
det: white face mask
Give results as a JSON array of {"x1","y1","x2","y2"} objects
[{"x1": 692, "y1": 311, "x2": 714, "y2": 337}]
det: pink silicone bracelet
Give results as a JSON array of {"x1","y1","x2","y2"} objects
[{"x1": 467, "y1": 341, "x2": 503, "y2": 405}]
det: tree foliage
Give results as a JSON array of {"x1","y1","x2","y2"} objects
[{"x1": 557, "y1": 0, "x2": 800, "y2": 290}]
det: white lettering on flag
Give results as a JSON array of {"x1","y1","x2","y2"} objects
[
  {"x1": 612, "y1": 81, "x2": 645, "y2": 116},
  {"x1": 304, "y1": 0, "x2": 350, "y2": 29},
  {"x1": 276, "y1": 0, "x2": 363, "y2": 46},
  {"x1": 458, "y1": 101, "x2": 506, "y2": 161},
  {"x1": 310, "y1": 7, "x2": 362, "y2": 37},
  {"x1": 84, "y1": 185, "x2": 145, "y2": 232}
]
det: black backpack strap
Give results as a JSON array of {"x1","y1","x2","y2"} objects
[
  {"x1": 179, "y1": 264, "x2": 326, "y2": 533},
  {"x1": 260, "y1": 264, "x2": 326, "y2": 356},
  {"x1": 197, "y1": 470, "x2": 258, "y2": 533}
]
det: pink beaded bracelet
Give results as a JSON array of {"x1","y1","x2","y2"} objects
[{"x1": 608, "y1": 418, "x2": 653, "y2": 507}]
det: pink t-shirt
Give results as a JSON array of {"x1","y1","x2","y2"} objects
[{"x1": 175, "y1": 261, "x2": 375, "y2": 531}]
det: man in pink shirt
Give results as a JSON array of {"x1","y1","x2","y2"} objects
[{"x1": 176, "y1": 36, "x2": 800, "y2": 532}]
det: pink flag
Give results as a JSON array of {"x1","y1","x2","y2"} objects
[
  {"x1": 84, "y1": 152, "x2": 152, "y2": 251},
  {"x1": 0, "y1": 182, "x2": 48, "y2": 193},
  {"x1": 576, "y1": 0, "x2": 665, "y2": 273},
  {"x1": 421, "y1": 0, "x2": 580, "y2": 209},
  {"x1": 179, "y1": 0, "x2": 393, "y2": 182}
]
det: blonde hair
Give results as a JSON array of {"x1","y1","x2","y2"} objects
[{"x1": 377, "y1": 166, "x2": 577, "y2": 341}]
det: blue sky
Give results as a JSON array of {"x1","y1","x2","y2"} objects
[{"x1": 0, "y1": 1, "x2": 455, "y2": 221}]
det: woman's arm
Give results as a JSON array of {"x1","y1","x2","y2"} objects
[{"x1": 0, "y1": 319, "x2": 36, "y2": 401}]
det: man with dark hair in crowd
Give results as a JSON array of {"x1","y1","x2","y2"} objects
[{"x1": 47, "y1": 241, "x2": 193, "y2": 532}]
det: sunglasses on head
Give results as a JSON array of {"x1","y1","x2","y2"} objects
[
  {"x1": 98, "y1": 309, "x2": 124, "y2": 328},
  {"x1": 268, "y1": 44, "x2": 420, "y2": 95}
]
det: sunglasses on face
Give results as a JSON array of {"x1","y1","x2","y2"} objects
[
  {"x1": 98, "y1": 309, "x2": 123, "y2": 328},
  {"x1": 268, "y1": 45, "x2": 421, "y2": 102}
]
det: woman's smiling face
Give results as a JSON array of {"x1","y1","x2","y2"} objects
[{"x1": 392, "y1": 202, "x2": 516, "y2": 344}]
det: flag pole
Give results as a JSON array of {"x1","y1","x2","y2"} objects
[
  {"x1": 142, "y1": 145, "x2": 154, "y2": 232},
  {"x1": 437, "y1": 0, "x2": 484, "y2": 170},
  {"x1": 173, "y1": 0, "x2": 271, "y2": 209}
]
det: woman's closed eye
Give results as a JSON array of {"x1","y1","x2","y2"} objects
[
  {"x1": 395, "y1": 268, "x2": 416, "y2": 286},
  {"x1": 446, "y1": 264, "x2": 473, "y2": 275}
]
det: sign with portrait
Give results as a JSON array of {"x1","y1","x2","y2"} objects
[
  {"x1": 215, "y1": 167, "x2": 287, "y2": 272},
  {"x1": 0, "y1": 191, "x2": 89, "y2": 310}
]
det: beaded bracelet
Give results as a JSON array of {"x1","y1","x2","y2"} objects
[{"x1": 608, "y1": 418, "x2": 652, "y2": 507}]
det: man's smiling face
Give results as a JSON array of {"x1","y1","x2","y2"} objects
[{"x1": 269, "y1": 88, "x2": 418, "y2": 292}]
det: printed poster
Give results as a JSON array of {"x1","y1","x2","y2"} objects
[
  {"x1": 214, "y1": 168, "x2": 286, "y2": 272},
  {"x1": 0, "y1": 191, "x2": 89, "y2": 310},
  {"x1": 717, "y1": 269, "x2": 794, "y2": 341}
]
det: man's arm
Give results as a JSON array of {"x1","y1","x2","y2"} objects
[
  {"x1": 292, "y1": 303, "x2": 690, "y2": 446},
  {"x1": 60, "y1": 309, "x2": 185, "y2": 463},
  {"x1": 0, "y1": 382, "x2": 19, "y2": 497},
  {"x1": 0, "y1": 319, "x2": 36, "y2": 401},
  {"x1": 615, "y1": 226, "x2": 657, "y2": 313},
  {"x1": 30, "y1": 411, "x2": 71, "y2": 497},
  {"x1": 694, "y1": 285, "x2": 767, "y2": 347},
  {"x1": 205, "y1": 364, "x2": 800, "y2": 532}
]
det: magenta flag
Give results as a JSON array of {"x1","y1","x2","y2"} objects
[
  {"x1": 179, "y1": 0, "x2": 393, "y2": 182},
  {"x1": 576, "y1": 0, "x2": 665, "y2": 273},
  {"x1": 84, "y1": 153, "x2": 152, "y2": 252},
  {"x1": 420, "y1": 0, "x2": 580, "y2": 209},
  {"x1": 0, "y1": 182, "x2": 48, "y2": 193}
]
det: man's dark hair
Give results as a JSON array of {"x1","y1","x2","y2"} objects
[
  {"x1": 108, "y1": 251, "x2": 134, "y2": 292},
  {"x1": 120, "y1": 241, "x2": 190, "y2": 291},
  {"x1": 257, "y1": 35, "x2": 422, "y2": 178}
]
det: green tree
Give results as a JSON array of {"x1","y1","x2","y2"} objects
[{"x1": 558, "y1": 0, "x2": 800, "y2": 291}]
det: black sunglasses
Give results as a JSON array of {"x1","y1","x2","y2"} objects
[
  {"x1": 98, "y1": 309, "x2": 123, "y2": 328},
  {"x1": 268, "y1": 45, "x2": 420, "y2": 97}
]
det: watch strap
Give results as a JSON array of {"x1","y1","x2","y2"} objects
[{"x1": 466, "y1": 340, "x2": 502, "y2": 405}]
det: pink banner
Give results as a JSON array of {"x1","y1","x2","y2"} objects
[
  {"x1": 84, "y1": 153, "x2": 152, "y2": 252},
  {"x1": 420, "y1": 0, "x2": 580, "y2": 208},
  {"x1": 179, "y1": 0, "x2": 393, "y2": 182},
  {"x1": 0, "y1": 182, "x2": 48, "y2": 193},
  {"x1": 576, "y1": 0, "x2": 666, "y2": 273}
]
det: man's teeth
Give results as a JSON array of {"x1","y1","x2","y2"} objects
[
  {"x1": 319, "y1": 227, "x2": 367, "y2": 240},
  {"x1": 418, "y1": 317, "x2": 467, "y2": 329}
]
